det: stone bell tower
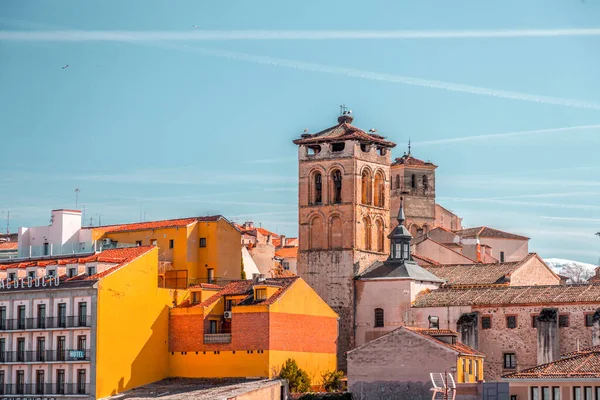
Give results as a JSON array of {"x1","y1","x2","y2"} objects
[{"x1": 293, "y1": 108, "x2": 396, "y2": 370}]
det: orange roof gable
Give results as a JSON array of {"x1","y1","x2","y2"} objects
[
  {"x1": 275, "y1": 247, "x2": 298, "y2": 259},
  {"x1": 0, "y1": 242, "x2": 18, "y2": 250}
]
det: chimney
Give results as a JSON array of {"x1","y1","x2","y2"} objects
[
  {"x1": 280, "y1": 235, "x2": 286, "y2": 248},
  {"x1": 244, "y1": 221, "x2": 254, "y2": 230},
  {"x1": 252, "y1": 273, "x2": 260, "y2": 283}
]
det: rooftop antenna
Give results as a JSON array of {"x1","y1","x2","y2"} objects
[
  {"x1": 82, "y1": 204, "x2": 86, "y2": 225},
  {"x1": 408, "y1": 138, "x2": 412, "y2": 156},
  {"x1": 339, "y1": 104, "x2": 347, "y2": 115},
  {"x1": 74, "y1": 188, "x2": 81, "y2": 210},
  {"x1": 1, "y1": 210, "x2": 9, "y2": 235}
]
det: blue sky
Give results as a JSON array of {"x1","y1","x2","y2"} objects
[{"x1": 0, "y1": 0, "x2": 599, "y2": 263}]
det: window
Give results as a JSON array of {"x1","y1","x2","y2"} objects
[
  {"x1": 192, "y1": 292, "x2": 199, "y2": 304},
  {"x1": 375, "y1": 219, "x2": 384, "y2": 252},
  {"x1": 374, "y1": 308, "x2": 384, "y2": 328},
  {"x1": 482, "y1": 316, "x2": 492, "y2": 329},
  {"x1": 199, "y1": 238, "x2": 207, "y2": 248},
  {"x1": 573, "y1": 387, "x2": 581, "y2": 400},
  {"x1": 37, "y1": 337, "x2": 45, "y2": 361},
  {"x1": 363, "y1": 217, "x2": 372, "y2": 251},
  {"x1": 530, "y1": 387, "x2": 539, "y2": 400},
  {"x1": 136, "y1": 240, "x2": 142, "y2": 246},
  {"x1": 8, "y1": 272, "x2": 16, "y2": 281},
  {"x1": 403, "y1": 243, "x2": 409, "y2": 260},
  {"x1": 423, "y1": 175, "x2": 429, "y2": 191},
  {"x1": 395, "y1": 174, "x2": 401, "y2": 190},
  {"x1": 209, "y1": 320, "x2": 218, "y2": 334},
  {"x1": 584, "y1": 387, "x2": 592, "y2": 400},
  {"x1": 58, "y1": 303, "x2": 67, "y2": 328},
  {"x1": 47, "y1": 268, "x2": 56, "y2": 277},
  {"x1": 77, "y1": 369, "x2": 87, "y2": 394},
  {"x1": 87, "y1": 265, "x2": 96, "y2": 276},
  {"x1": 151, "y1": 239, "x2": 157, "y2": 246},
  {"x1": 0, "y1": 338, "x2": 5, "y2": 363},
  {"x1": 56, "y1": 369, "x2": 65, "y2": 395},
  {"x1": 0, "y1": 370, "x2": 4, "y2": 393},
  {"x1": 331, "y1": 142, "x2": 345, "y2": 152},
  {"x1": 17, "y1": 337, "x2": 25, "y2": 362},
  {"x1": 68, "y1": 267, "x2": 76, "y2": 278},
  {"x1": 506, "y1": 315, "x2": 517, "y2": 329},
  {"x1": 169, "y1": 239, "x2": 174, "y2": 249},
  {"x1": 532, "y1": 315, "x2": 538, "y2": 328},
  {"x1": 255, "y1": 289, "x2": 267, "y2": 300},
  {"x1": 17, "y1": 305, "x2": 26, "y2": 329},
  {"x1": 331, "y1": 170, "x2": 342, "y2": 204},
  {"x1": 36, "y1": 370, "x2": 45, "y2": 395},
  {"x1": 511, "y1": 395, "x2": 517, "y2": 400},
  {"x1": 207, "y1": 268, "x2": 214, "y2": 284},
  {"x1": 411, "y1": 174, "x2": 416, "y2": 189},
  {"x1": 500, "y1": 251, "x2": 505, "y2": 263},
  {"x1": 559, "y1": 314, "x2": 569, "y2": 328},
  {"x1": 468, "y1": 359, "x2": 472, "y2": 374},
  {"x1": 37, "y1": 304, "x2": 46, "y2": 329},
  {"x1": 79, "y1": 302, "x2": 87, "y2": 327},
  {"x1": 0, "y1": 306, "x2": 5, "y2": 330},
  {"x1": 586, "y1": 314, "x2": 594, "y2": 327},
  {"x1": 43, "y1": 242, "x2": 49, "y2": 256},
  {"x1": 475, "y1": 360, "x2": 479, "y2": 381},
  {"x1": 16, "y1": 370, "x2": 25, "y2": 394},
  {"x1": 374, "y1": 171, "x2": 384, "y2": 207},
  {"x1": 541, "y1": 387, "x2": 550, "y2": 400},
  {"x1": 57, "y1": 336, "x2": 66, "y2": 361},
  {"x1": 361, "y1": 170, "x2": 372, "y2": 205},
  {"x1": 503, "y1": 353, "x2": 516, "y2": 369},
  {"x1": 313, "y1": 172, "x2": 323, "y2": 204},
  {"x1": 428, "y1": 316, "x2": 439, "y2": 329},
  {"x1": 553, "y1": 387, "x2": 561, "y2": 400},
  {"x1": 282, "y1": 261, "x2": 290, "y2": 270},
  {"x1": 28, "y1": 270, "x2": 35, "y2": 279}
]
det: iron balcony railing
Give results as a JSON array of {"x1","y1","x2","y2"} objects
[
  {"x1": 0, "y1": 316, "x2": 91, "y2": 331},
  {"x1": 0, "y1": 383, "x2": 89, "y2": 396},
  {"x1": 203, "y1": 328, "x2": 232, "y2": 344},
  {"x1": 0, "y1": 349, "x2": 90, "y2": 363}
]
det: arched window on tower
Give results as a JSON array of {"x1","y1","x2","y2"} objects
[
  {"x1": 423, "y1": 175, "x2": 429, "y2": 192},
  {"x1": 363, "y1": 217, "x2": 372, "y2": 250},
  {"x1": 395, "y1": 174, "x2": 401, "y2": 190},
  {"x1": 361, "y1": 170, "x2": 372, "y2": 205},
  {"x1": 411, "y1": 174, "x2": 416, "y2": 189},
  {"x1": 374, "y1": 308, "x2": 384, "y2": 328},
  {"x1": 313, "y1": 172, "x2": 322, "y2": 205},
  {"x1": 329, "y1": 216, "x2": 342, "y2": 248},
  {"x1": 331, "y1": 170, "x2": 343, "y2": 204},
  {"x1": 375, "y1": 219, "x2": 384, "y2": 252},
  {"x1": 374, "y1": 171, "x2": 385, "y2": 207},
  {"x1": 410, "y1": 224, "x2": 419, "y2": 237},
  {"x1": 309, "y1": 216, "x2": 324, "y2": 249}
]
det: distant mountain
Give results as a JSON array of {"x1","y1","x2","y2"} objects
[{"x1": 544, "y1": 258, "x2": 598, "y2": 283}]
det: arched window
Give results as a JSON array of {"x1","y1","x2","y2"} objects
[
  {"x1": 395, "y1": 174, "x2": 401, "y2": 190},
  {"x1": 331, "y1": 170, "x2": 342, "y2": 204},
  {"x1": 313, "y1": 173, "x2": 322, "y2": 204},
  {"x1": 363, "y1": 217, "x2": 372, "y2": 250},
  {"x1": 374, "y1": 308, "x2": 384, "y2": 328},
  {"x1": 361, "y1": 170, "x2": 372, "y2": 205},
  {"x1": 329, "y1": 216, "x2": 343, "y2": 248},
  {"x1": 309, "y1": 216, "x2": 324, "y2": 249},
  {"x1": 410, "y1": 224, "x2": 419, "y2": 237},
  {"x1": 423, "y1": 175, "x2": 429, "y2": 191},
  {"x1": 375, "y1": 219, "x2": 384, "y2": 252},
  {"x1": 411, "y1": 174, "x2": 416, "y2": 189},
  {"x1": 374, "y1": 171, "x2": 385, "y2": 207},
  {"x1": 423, "y1": 224, "x2": 430, "y2": 235}
]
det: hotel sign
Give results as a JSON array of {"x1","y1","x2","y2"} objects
[
  {"x1": 0, "y1": 276, "x2": 60, "y2": 290},
  {"x1": 69, "y1": 350, "x2": 85, "y2": 359}
]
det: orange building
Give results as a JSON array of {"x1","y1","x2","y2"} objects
[
  {"x1": 90, "y1": 216, "x2": 241, "y2": 288},
  {"x1": 168, "y1": 276, "x2": 338, "y2": 384}
]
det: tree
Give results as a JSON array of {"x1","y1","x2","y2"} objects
[
  {"x1": 279, "y1": 358, "x2": 311, "y2": 393},
  {"x1": 561, "y1": 262, "x2": 594, "y2": 283},
  {"x1": 240, "y1": 255, "x2": 246, "y2": 280},
  {"x1": 321, "y1": 370, "x2": 344, "y2": 392},
  {"x1": 270, "y1": 263, "x2": 295, "y2": 278}
]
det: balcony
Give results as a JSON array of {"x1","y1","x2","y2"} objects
[
  {"x1": 0, "y1": 383, "x2": 89, "y2": 396},
  {"x1": 0, "y1": 316, "x2": 92, "y2": 331},
  {"x1": 0, "y1": 349, "x2": 91, "y2": 363},
  {"x1": 203, "y1": 330, "x2": 232, "y2": 344}
]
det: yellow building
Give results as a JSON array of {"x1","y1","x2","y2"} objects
[
  {"x1": 0, "y1": 246, "x2": 183, "y2": 400},
  {"x1": 89, "y1": 216, "x2": 242, "y2": 287},
  {"x1": 168, "y1": 276, "x2": 338, "y2": 385}
]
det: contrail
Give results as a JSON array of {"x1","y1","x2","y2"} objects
[
  {"x1": 151, "y1": 43, "x2": 600, "y2": 111},
  {"x1": 4, "y1": 28, "x2": 600, "y2": 41},
  {"x1": 414, "y1": 124, "x2": 600, "y2": 145}
]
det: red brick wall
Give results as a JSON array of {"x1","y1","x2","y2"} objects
[
  {"x1": 269, "y1": 313, "x2": 337, "y2": 353},
  {"x1": 169, "y1": 312, "x2": 270, "y2": 352}
]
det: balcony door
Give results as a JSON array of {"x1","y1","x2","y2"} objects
[
  {"x1": 16, "y1": 338, "x2": 25, "y2": 362},
  {"x1": 16, "y1": 370, "x2": 24, "y2": 395},
  {"x1": 36, "y1": 370, "x2": 45, "y2": 394},
  {"x1": 17, "y1": 305, "x2": 26, "y2": 329},
  {"x1": 37, "y1": 304, "x2": 46, "y2": 329},
  {"x1": 57, "y1": 336, "x2": 66, "y2": 361},
  {"x1": 37, "y1": 337, "x2": 45, "y2": 362},
  {"x1": 56, "y1": 369, "x2": 65, "y2": 395},
  {"x1": 58, "y1": 303, "x2": 67, "y2": 328},
  {"x1": 78, "y1": 302, "x2": 87, "y2": 327},
  {"x1": 77, "y1": 369, "x2": 86, "y2": 394}
]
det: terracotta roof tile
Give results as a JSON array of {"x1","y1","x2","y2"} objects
[
  {"x1": 392, "y1": 154, "x2": 437, "y2": 167},
  {"x1": 562, "y1": 346, "x2": 600, "y2": 358},
  {"x1": 293, "y1": 121, "x2": 396, "y2": 148},
  {"x1": 503, "y1": 351, "x2": 600, "y2": 379},
  {"x1": 90, "y1": 216, "x2": 225, "y2": 233},
  {"x1": 0, "y1": 242, "x2": 18, "y2": 250},
  {"x1": 405, "y1": 327, "x2": 484, "y2": 356},
  {"x1": 411, "y1": 253, "x2": 441, "y2": 266},
  {"x1": 414, "y1": 283, "x2": 600, "y2": 308},
  {"x1": 456, "y1": 226, "x2": 529, "y2": 241},
  {"x1": 275, "y1": 247, "x2": 298, "y2": 259}
]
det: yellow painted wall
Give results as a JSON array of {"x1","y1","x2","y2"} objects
[
  {"x1": 269, "y1": 350, "x2": 337, "y2": 385},
  {"x1": 269, "y1": 279, "x2": 338, "y2": 318},
  {"x1": 196, "y1": 219, "x2": 242, "y2": 281},
  {"x1": 95, "y1": 248, "x2": 177, "y2": 398},
  {"x1": 169, "y1": 351, "x2": 270, "y2": 378},
  {"x1": 456, "y1": 356, "x2": 484, "y2": 383}
]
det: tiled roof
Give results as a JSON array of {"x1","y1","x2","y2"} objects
[
  {"x1": 392, "y1": 153, "x2": 437, "y2": 167},
  {"x1": 456, "y1": 226, "x2": 529, "y2": 241},
  {"x1": 191, "y1": 283, "x2": 222, "y2": 290},
  {"x1": 358, "y1": 259, "x2": 445, "y2": 283},
  {"x1": 275, "y1": 247, "x2": 298, "y2": 259},
  {"x1": 405, "y1": 327, "x2": 484, "y2": 356},
  {"x1": 562, "y1": 346, "x2": 600, "y2": 359},
  {"x1": 411, "y1": 253, "x2": 441, "y2": 266},
  {"x1": 293, "y1": 120, "x2": 396, "y2": 148},
  {"x1": 0, "y1": 242, "x2": 18, "y2": 250},
  {"x1": 423, "y1": 254, "x2": 538, "y2": 286},
  {"x1": 413, "y1": 283, "x2": 600, "y2": 308},
  {"x1": 184, "y1": 277, "x2": 300, "y2": 308},
  {"x1": 503, "y1": 351, "x2": 600, "y2": 379},
  {"x1": 92, "y1": 216, "x2": 223, "y2": 233}
]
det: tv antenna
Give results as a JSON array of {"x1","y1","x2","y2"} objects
[
  {"x1": 75, "y1": 188, "x2": 81, "y2": 209},
  {"x1": 1, "y1": 210, "x2": 9, "y2": 235},
  {"x1": 429, "y1": 372, "x2": 456, "y2": 400}
]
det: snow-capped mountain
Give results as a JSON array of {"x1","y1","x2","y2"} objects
[{"x1": 544, "y1": 258, "x2": 598, "y2": 283}]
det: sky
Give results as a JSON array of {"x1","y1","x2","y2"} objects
[{"x1": 0, "y1": 0, "x2": 599, "y2": 263}]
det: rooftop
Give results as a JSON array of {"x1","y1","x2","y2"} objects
[
  {"x1": 503, "y1": 350, "x2": 600, "y2": 379},
  {"x1": 274, "y1": 246, "x2": 298, "y2": 258},
  {"x1": 104, "y1": 378, "x2": 285, "y2": 400},
  {"x1": 455, "y1": 226, "x2": 529, "y2": 241},
  {"x1": 405, "y1": 327, "x2": 484, "y2": 357},
  {"x1": 392, "y1": 153, "x2": 437, "y2": 168},
  {"x1": 90, "y1": 216, "x2": 225, "y2": 233},
  {"x1": 413, "y1": 283, "x2": 600, "y2": 308},
  {"x1": 358, "y1": 259, "x2": 445, "y2": 283},
  {"x1": 0, "y1": 242, "x2": 18, "y2": 251},
  {"x1": 423, "y1": 253, "x2": 539, "y2": 286},
  {"x1": 293, "y1": 115, "x2": 396, "y2": 148}
]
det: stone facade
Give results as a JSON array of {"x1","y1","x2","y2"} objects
[{"x1": 295, "y1": 114, "x2": 394, "y2": 370}]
